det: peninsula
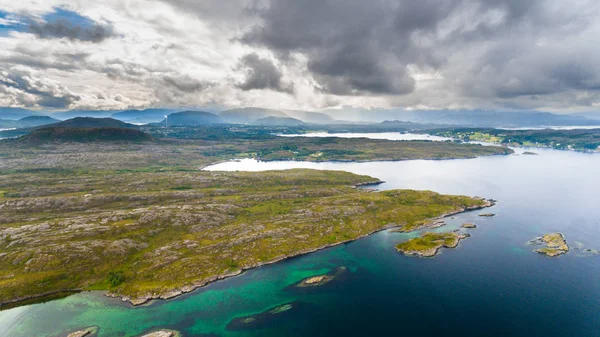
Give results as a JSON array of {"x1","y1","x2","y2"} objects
[{"x1": 0, "y1": 133, "x2": 502, "y2": 307}]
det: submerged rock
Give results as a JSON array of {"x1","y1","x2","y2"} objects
[
  {"x1": 66, "y1": 327, "x2": 98, "y2": 337},
  {"x1": 227, "y1": 301, "x2": 303, "y2": 331},
  {"x1": 138, "y1": 329, "x2": 181, "y2": 337},
  {"x1": 530, "y1": 233, "x2": 569, "y2": 257}
]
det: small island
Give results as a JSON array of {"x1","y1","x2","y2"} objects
[
  {"x1": 286, "y1": 266, "x2": 347, "y2": 291},
  {"x1": 396, "y1": 231, "x2": 470, "y2": 257},
  {"x1": 479, "y1": 213, "x2": 496, "y2": 217},
  {"x1": 529, "y1": 232, "x2": 569, "y2": 257},
  {"x1": 461, "y1": 223, "x2": 477, "y2": 228}
]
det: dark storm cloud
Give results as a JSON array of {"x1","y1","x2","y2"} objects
[
  {"x1": 161, "y1": 74, "x2": 209, "y2": 93},
  {"x1": 236, "y1": 53, "x2": 293, "y2": 93},
  {"x1": 29, "y1": 18, "x2": 115, "y2": 43},
  {"x1": 240, "y1": 0, "x2": 600, "y2": 101},
  {"x1": 0, "y1": 69, "x2": 80, "y2": 108}
]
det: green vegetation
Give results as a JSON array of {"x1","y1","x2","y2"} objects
[
  {"x1": 426, "y1": 128, "x2": 600, "y2": 151},
  {"x1": 530, "y1": 233, "x2": 569, "y2": 257},
  {"x1": 0, "y1": 130, "x2": 507, "y2": 307},
  {"x1": 0, "y1": 157, "x2": 487, "y2": 306},
  {"x1": 108, "y1": 271, "x2": 125, "y2": 287},
  {"x1": 20, "y1": 127, "x2": 153, "y2": 143},
  {"x1": 395, "y1": 232, "x2": 469, "y2": 257}
]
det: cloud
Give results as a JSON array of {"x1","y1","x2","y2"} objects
[
  {"x1": 236, "y1": 53, "x2": 293, "y2": 93},
  {"x1": 29, "y1": 18, "x2": 115, "y2": 42},
  {"x1": 0, "y1": 0, "x2": 599, "y2": 112},
  {"x1": 0, "y1": 69, "x2": 80, "y2": 108},
  {"x1": 27, "y1": 8, "x2": 116, "y2": 43}
]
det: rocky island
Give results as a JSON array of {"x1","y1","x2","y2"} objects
[
  {"x1": 461, "y1": 223, "x2": 477, "y2": 228},
  {"x1": 529, "y1": 232, "x2": 569, "y2": 257},
  {"x1": 286, "y1": 266, "x2": 348, "y2": 292},
  {"x1": 396, "y1": 231, "x2": 470, "y2": 257}
]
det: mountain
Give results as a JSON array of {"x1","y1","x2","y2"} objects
[
  {"x1": 0, "y1": 116, "x2": 61, "y2": 129},
  {"x1": 220, "y1": 107, "x2": 289, "y2": 124},
  {"x1": 112, "y1": 109, "x2": 177, "y2": 124},
  {"x1": 571, "y1": 112, "x2": 600, "y2": 121},
  {"x1": 0, "y1": 107, "x2": 45, "y2": 120},
  {"x1": 51, "y1": 110, "x2": 116, "y2": 120},
  {"x1": 325, "y1": 108, "x2": 600, "y2": 127},
  {"x1": 162, "y1": 111, "x2": 224, "y2": 126},
  {"x1": 17, "y1": 116, "x2": 61, "y2": 128},
  {"x1": 282, "y1": 110, "x2": 334, "y2": 124},
  {"x1": 253, "y1": 116, "x2": 306, "y2": 126},
  {"x1": 19, "y1": 127, "x2": 153, "y2": 143},
  {"x1": 47, "y1": 117, "x2": 138, "y2": 129}
]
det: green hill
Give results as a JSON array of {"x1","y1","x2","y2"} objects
[
  {"x1": 19, "y1": 127, "x2": 153, "y2": 143},
  {"x1": 50, "y1": 117, "x2": 138, "y2": 129}
]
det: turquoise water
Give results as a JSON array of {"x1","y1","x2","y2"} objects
[{"x1": 2, "y1": 145, "x2": 600, "y2": 336}]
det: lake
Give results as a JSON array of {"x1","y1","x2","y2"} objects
[{"x1": 2, "y1": 136, "x2": 600, "y2": 337}]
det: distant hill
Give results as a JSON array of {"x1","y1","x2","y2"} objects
[
  {"x1": 282, "y1": 110, "x2": 334, "y2": 124},
  {"x1": 51, "y1": 110, "x2": 116, "y2": 120},
  {"x1": 112, "y1": 109, "x2": 177, "y2": 124},
  {"x1": 325, "y1": 108, "x2": 600, "y2": 127},
  {"x1": 220, "y1": 107, "x2": 289, "y2": 124},
  {"x1": 162, "y1": 111, "x2": 224, "y2": 126},
  {"x1": 571, "y1": 112, "x2": 600, "y2": 121},
  {"x1": 253, "y1": 116, "x2": 306, "y2": 126},
  {"x1": 0, "y1": 116, "x2": 61, "y2": 129},
  {"x1": 0, "y1": 107, "x2": 45, "y2": 120},
  {"x1": 17, "y1": 116, "x2": 61, "y2": 128},
  {"x1": 50, "y1": 117, "x2": 138, "y2": 129},
  {"x1": 19, "y1": 127, "x2": 153, "y2": 143}
]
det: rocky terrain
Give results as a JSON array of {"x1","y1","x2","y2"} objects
[
  {"x1": 396, "y1": 231, "x2": 471, "y2": 257},
  {"x1": 529, "y1": 233, "x2": 569, "y2": 257}
]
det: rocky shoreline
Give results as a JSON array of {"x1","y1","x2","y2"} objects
[
  {"x1": 107, "y1": 198, "x2": 496, "y2": 306},
  {"x1": 394, "y1": 198, "x2": 495, "y2": 233},
  {"x1": 529, "y1": 232, "x2": 569, "y2": 257},
  {"x1": 396, "y1": 231, "x2": 471, "y2": 257}
]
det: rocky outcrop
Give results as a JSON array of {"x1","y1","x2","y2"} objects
[
  {"x1": 396, "y1": 231, "x2": 470, "y2": 257},
  {"x1": 66, "y1": 327, "x2": 98, "y2": 337},
  {"x1": 461, "y1": 223, "x2": 477, "y2": 228},
  {"x1": 530, "y1": 232, "x2": 569, "y2": 257}
]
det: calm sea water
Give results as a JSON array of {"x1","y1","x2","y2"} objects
[{"x1": 2, "y1": 138, "x2": 600, "y2": 337}]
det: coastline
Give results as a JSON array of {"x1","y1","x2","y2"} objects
[{"x1": 107, "y1": 198, "x2": 495, "y2": 306}]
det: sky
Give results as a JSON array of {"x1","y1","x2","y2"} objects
[{"x1": 0, "y1": 0, "x2": 599, "y2": 113}]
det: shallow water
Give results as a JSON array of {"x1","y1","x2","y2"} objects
[{"x1": 2, "y1": 140, "x2": 600, "y2": 337}]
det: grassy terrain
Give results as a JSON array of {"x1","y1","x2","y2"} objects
[
  {"x1": 425, "y1": 128, "x2": 600, "y2": 151},
  {"x1": 0, "y1": 166, "x2": 486, "y2": 305},
  {"x1": 395, "y1": 232, "x2": 468, "y2": 257},
  {"x1": 0, "y1": 135, "x2": 505, "y2": 306},
  {"x1": 0, "y1": 135, "x2": 512, "y2": 173}
]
